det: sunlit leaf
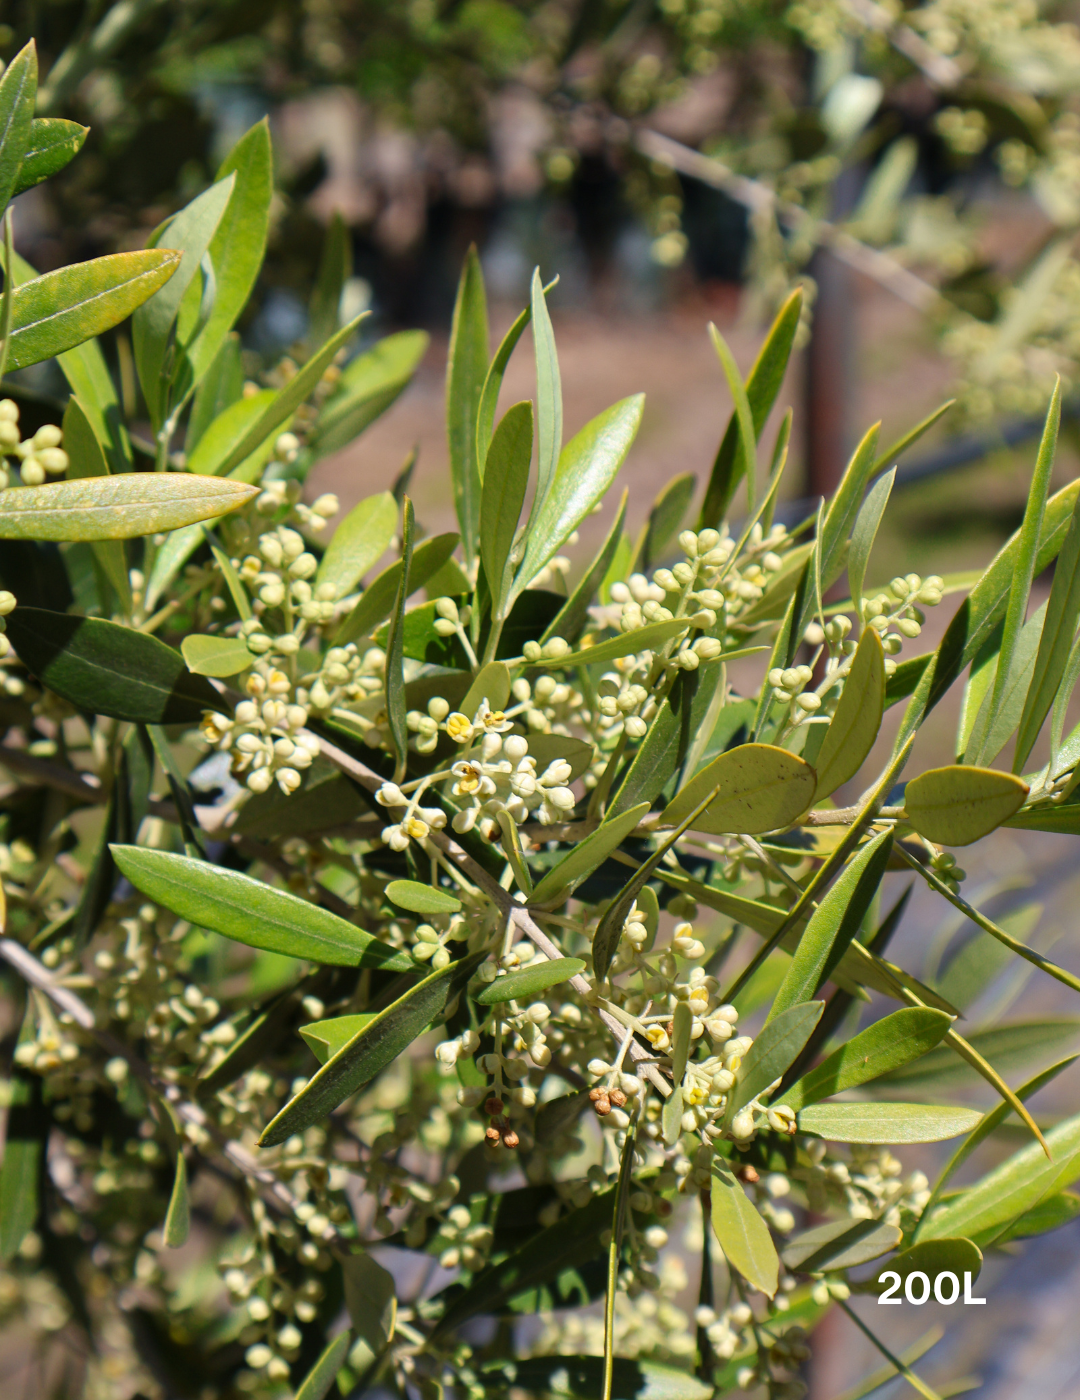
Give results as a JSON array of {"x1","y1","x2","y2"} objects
[
  {"x1": 797, "y1": 1102, "x2": 982, "y2": 1144},
  {"x1": 0, "y1": 472, "x2": 256, "y2": 540},
  {"x1": 660, "y1": 743, "x2": 816, "y2": 836},
  {"x1": 710, "y1": 1165, "x2": 778, "y2": 1297},
  {"x1": 813, "y1": 628, "x2": 885, "y2": 801},
  {"x1": 385, "y1": 880, "x2": 462, "y2": 916},
  {"x1": 904, "y1": 765, "x2": 1029, "y2": 846}
]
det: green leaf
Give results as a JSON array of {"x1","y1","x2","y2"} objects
[
  {"x1": 556, "y1": 618, "x2": 690, "y2": 669},
  {"x1": 6, "y1": 608, "x2": 221, "y2": 723},
  {"x1": 918, "y1": 1108, "x2": 1080, "y2": 1246},
  {"x1": 111, "y1": 846, "x2": 411, "y2": 971},
  {"x1": 315, "y1": 490, "x2": 396, "y2": 602},
  {"x1": 234, "y1": 761, "x2": 364, "y2": 841},
  {"x1": 0, "y1": 471, "x2": 255, "y2": 541},
  {"x1": 185, "y1": 389, "x2": 280, "y2": 478},
  {"x1": 529, "y1": 802, "x2": 649, "y2": 907},
  {"x1": 477, "y1": 295, "x2": 542, "y2": 471},
  {"x1": 527, "y1": 266, "x2": 562, "y2": 535},
  {"x1": 385, "y1": 497, "x2": 414, "y2": 779},
  {"x1": 710, "y1": 1165, "x2": 779, "y2": 1297},
  {"x1": 904, "y1": 765, "x2": 1029, "y2": 846},
  {"x1": 385, "y1": 880, "x2": 462, "y2": 916},
  {"x1": 671, "y1": 1001, "x2": 693, "y2": 1089},
  {"x1": 184, "y1": 120, "x2": 273, "y2": 390},
  {"x1": 997, "y1": 1190, "x2": 1080, "y2": 1243},
  {"x1": 699, "y1": 286, "x2": 801, "y2": 529},
  {"x1": 343, "y1": 1250, "x2": 397, "y2": 1353},
  {"x1": 216, "y1": 314, "x2": 368, "y2": 479},
  {"x1": 163, "y1": 1153, "x2": 190, "y2": 1248},
  {"x1": 259, "y1": 955, "x2": 480, "y2": 1145},
  {"x1": 446, "y1": 246, "x2": 488, "y2": 561},
  {"x1": 662, "y1": 1087, "x2": 685, "y2": 1148},
  {"x1": 966, "y1": 379, "x2": 1060, "y2": 764},
  {"x1": 707, "y1": 324, "x2": 758, "y2": 511},
  {"x1": 481, "y1": 401, "x2": 533, "y2": 617},
  {"x1": 873, "y1": 1238, "x2": 982, "y2": 1293},
  {"x1": 12, "y1": 117, "x2": 86, "y2": 199},
  {"x1": 0, "y1": 248, "x2": 181, "y2": 371},
  {"x1": 963, "y1": 600, "x2": 1046, "y2": 765},
  {"x1": 879, "y1": 1020, "x2": 1080, "y2": 1094},
  {"x1": 870, "y1": 399, "x2": 955, "y2": 477},
  {"x1": 639, "y1": 472, "x2": 696, "y2": 571},
  {"x1": 335, "y1": 532, "x2": 460, "y2": 645},
  {"x1": 61, "y1": 395, "x2": 132, "y2": 614},
  {"x1": 186, "y1": 332, "x2": 243, "y2": 453},
  {"x1": 608, "y1": 654, "x2": 726, "y2": 819},
  {"x1": 819, "y1": 422, "x2": 880, "y2": 594},
  {"x1": 797, "y1": 1102, "x2": 982, "y2": 1144},
  {"x1": 847, "y1": 468, "x2": 894, "y2": 628},
  {"x1": 770, "y1": 830, "x2": 893, "y2": 1022},
  {"x1": 133, "y1": 174, "x2": 236, "y2": 427},
  {"x1": 483, "y1": 1356, "x2": 712, "y2": 1400},
  {"x1": 1014, "y1": 488, "x2": 1080, "y2": 771},
  {"x1": 307, "y1": 330, "x2": 429, "y2": 462},
  {"x1": 813, "y1": 628, "x2": 885, "y2": 801},
  {"x1": 514, "y1": 395, "x2": 644, "y2": 604},
  {"x1": 525, "y1": 733, "x2": 595, "y2": 783},
  {"x1": 660, "y1": 743, "x2": 816, "y2": 836},
  {"x1": 475, "y1": 958, "x2": 586, "y2": 1005},
  {"x1": 460, "y1": 662, "x2": 512, "y2": 724},
  {"x1": 308, "y1": 211, "x2": 352, "y2": 353},
  {"x1": 0, "y1": 42, "x2": 36, "y2": 213},
  {"x1": 726, "y1": 1002, "x2": 823, "y2": 1120},
  {"x1": 782, "y1": 1218, "x2": 901, "y2": 1273},
  {"x1": 300, "y1": 1015, "x2": 377, "y2": 1065},
  {"x1": 783, "y1": 1008, "x2": 954, "y2": 1112},
  {"x1": 0, "y1": 1065, "x2": 42, "y2": 1261},
  {"x1": 541, "y1": 489, "x2": 628, "y2": 646},
  {"x1": 295, "y1": 1331, "x2": 353, "y2": 1400},
  {"x1": 180, "y1": 634, "x2": 254, "y2": 678}
]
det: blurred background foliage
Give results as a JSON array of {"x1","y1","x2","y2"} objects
[{"x1": 6, "y1": 0, "x2": 1080, "y2": 488}]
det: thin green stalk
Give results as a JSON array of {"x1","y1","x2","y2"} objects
[
  {"x1": 0, "y1": 211, "x2": 14, "y2": 388},
  {"x1": 603, "y1": 1114, "x2": 638, "y2": 1400},
  {"x1": 837, "y1": 1301, "x2": 945, "y2": 1400}
]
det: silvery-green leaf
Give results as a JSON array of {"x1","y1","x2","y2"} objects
[
  {"x1": 0, "y1": 472, "x2": 256, "y2": 540},
  {"x1": 797, "y1": 1102, "x2": 981, "y2": 1144}
]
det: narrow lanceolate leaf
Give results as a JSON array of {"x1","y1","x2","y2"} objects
[
  {"x1": 260, "y1": 955, "x2": 481, "y2": 1145},
  {"x1": 295, "y1": 1332, "x2": 353, "y2": 1400},
  {"x1": 967, "y1": 378, "x2": 1061, "y2": 765},
  {"x1": 660, "y1": 743, "x2": 816, "y2": 836},
  {"x1": 847, "y1": 469, "x2": 894, "y2": 630},
  {"x1": 638, "y1": 471, "x2": 696, "y2": 571},
  {"x1": 769, "y1": 830, "x2": 893, "y2": 1022},
  {"x1": 528, "y1": 266, "x2": 562, "y2": 534},
  {"x1": 874, "y1": 1238, "x2": 982, "y2": 1293},
  {"x1": 962, "y1": 600, "x2": 1046, "y2": 766},
  {"x1": 480, "y1": 401, "x2": 533, "y2": 617},
  {"x1": 477, "y1": 291, "x2": 546, "y2": 469},
  {"x1": 813, "y1": 628, "x2": 885, "y2": 801},
  {"x1": 6, "y1": 609, "x2": 221, "y2": 723},
  {"x1": 555, "y1": 618, "x2": 689, "y2": 669},
  {"x1": 163, "y1": 1154, "x2": 190, "y2": 1248},
  {"x1": 918, "y1": 1109, "x2": 1080, "y2": 1247},
  {"x1": 385, "y1": 880, "x2": 462, "y2": 916},
  {"x1": 1014, "y1": 484, "x2": 1080, "y2": 772},
  {"x1": 904, "y1": 765, "x2": 1029, "y2": 846},
  {"x1": 344, "y1": 1250, "x2": 397, "y2": 1355},
  {"x1": 0, "y1": 42, "x2": 37, "y2": 213},
  {"x1": 334, "y1": 532, "x2": 460, "y2": 646},
  {"x1": 307, "y1": 330, "x2": 429, "y2": 462},
  {"x1": 870, "y1": 399, "x2": 954, "y2": 476},
  {"x1": 111, "y1": 846, "x2": 411, "y2": 971},
  {"x1": 797, "y1": 1102, "x2": 982, "y2": 1144},
  {"x1": 385, "y1": 497, "x2": 414, "y2": 781},
  {"x1": 300, "y1": 1015, "x2": 375, "y2": 1065},
  {"x1": 782, "y1": 1218, "x2": 901, "y2": 1274},
  {"x1": 699, "y1": 286, "x2": 801, "y2": 529},
  {"x1": 133, "y1": 174, "x2": 236, "y2": 426},
  {"x1": 180, "y1": 634, "x2": 254, "y2": 678},
  {"x1": 0, "y1": 470, "x2": 255, "y2": 540},
  {"x1": 0, "y1": 1068, "x2": 43, "y2": 1261},
  {"x1": 783, "y1": 1007, "x2": 953, "y2": 1112},
  {"x1": 529, "y1": 802, "x2": 649, "y2": 907},
  {"x1": 513, "y1": 394, "x2": 644, "y2": 604},
  {"x1": 0, "y1": 249, "x2": 181, "y2": 370},
  {"x1": 708, "y1": 324, "x2": 758, "y2": 511},
  {"x1": 818, "y1": 422, "x2": 880, "y2": 593},
  {"x1": 186, "y1": 390, "x2": 279, "y2": 478},
  {"x1": 542, "y1": 489, "x2": 629, "y2": 646},
  {"x1": 217, "y1": 313, "x2": 368, "y2": 479},
  {"x1": 446, "y1": 246, "x2": 489, "y2": 561},
  {"x1": 474, "y1": 958, "x2": 586, "y2": 1005},
  {"x1": 62, "y1": 395, "x2": 132, "y2": 615},
  {"x1": 13, "y1": 118, "x2": 87, "y2": 199},
  {"x1": 726, "y1": 1002, "x2": 823, "y2": 1121},
  {"x1": 710, "y1": 1165, "x2": 779, "y2": 1297}
]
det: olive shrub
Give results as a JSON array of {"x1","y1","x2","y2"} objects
[{"x1": 0, "y1": 35, "x2": 1079, "y2": 1400}]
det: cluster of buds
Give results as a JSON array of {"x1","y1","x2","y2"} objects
[
  {"x1": 451, "y1": 732, "x2": 578, "y2": 836},
  {"x1": 695, "y1": 1299, "x2": 757, "y2": 1360},
  {"x1": 375, "y1": 781, "x2": 448, "y2": 850},
  {"x1": 434, "y1": 1204, "x2": 494, "y2": 1271},
  {"x1": 589, "y1": 1082, "x2": 628, "y2": 1117},
  {"x1": 481, "y1": 1094, "x2": 520, "y2": 1150},
  {"x1": 0, "y1": 588, "x2": 16, "y2": 659},
  {"x1": 0, "y1": 401, "x2": 69, "y2": 486},
  {"x1": 930, "y1": 849, "x2": 966, "y2": 891},
  {"x1": 860, "y1": 574, "x2": 944, "y2": 655},
  {"x1": 237, "y1": 524, "x2": 335, "y2": 624},
  {"x1": 767, "y1": 663, "x2": 820, "y2": 715},
  {"x1": 201, "y1": 669, "x2": 318, "y2": 794}
]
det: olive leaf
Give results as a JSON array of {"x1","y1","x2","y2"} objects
[
  {"x1": 725, "y1": 1001, "x2": 823, "y2": 1122},
  {"x1": 385, "y1": 880, "x2": 462, "y2": 916},
  {"x1": 710, "y1": 1166, "x2": 778, "y2": 1298},
  {"x1": 185, "y1": 390, "x2": 281, "y2": 479},
  {"x1": 872, "y1": 1238, "x2": 981, "y2": 1294},
  {"x1": 474, "y1": 958, "x2": 586, "y2": 1005},
  {"x1": 660, "y1": 743, "x2": 816, "y2": 836},
  {"x1": 343, "y1": 1250, "x2": 397, "y2": 1354},
  {"x1": 315, "y1": 490, "x2": 397, "y2": 600},
  {"x1": 0, "y1": 42, "x2": 38, "y2": 213},
  {"x1": 180, "y1": 634, "x2": 255, "y2": 677},
  {"x1": 529, "y1": 802, "x2": 649, "y2": 907},
  {"x1": 812, "y1": 627, "x2": 885, "y2": 801},
  {"x1": 12, "y1": 118, "x2": 87, "y2": 198},
  {"x1": 797, "y1": 1103, "x2": 982, "y2": 1144},
  {"x1": 0, "y1": 472, "x2": 256, "y2": 540},
  {"x1": 782, "y1": 1218, "x2": 901, "y2": 1274},
  {"x1": 783, "y1": 1007, "x2": 953, "y2": 1112},
  {"x1": 259, "y1": 954, "x2": 482, "y2": 1145},
  {"x1": 335, "y1": 532, "x2": 460, "y2": 645},
  {"x1": 295, "y1": 1333, "x2": 353, "y2": 1400},
  {"x1": 111, "y1": 846, "x2": 411, "y2": 970},
  {"x1": 447, "y1": 245, "x2": 488, "y2": 561},
  {"x1": 307, "y1": 330, "x2": 429, "y2": 461},
  {"x1": 904, "y1": 765, "x2": 1029, "y2": 846}
]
